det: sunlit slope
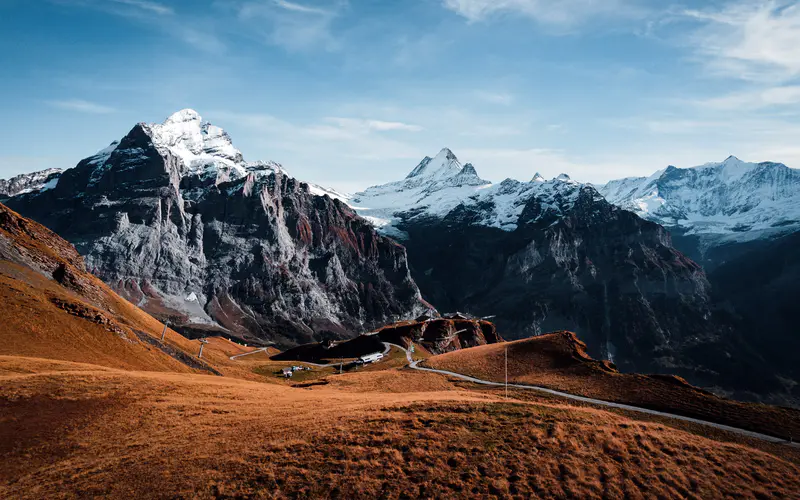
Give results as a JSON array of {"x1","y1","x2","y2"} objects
[
  {"x1": 0, "y1": 203, "x2": 217, "y2": 372},
  {"x1": 426, "y1": 331, "x2": 800, "y2": 440},
  {"x1": 2, "y1": 356, "x2": 799, "y2": 499}
]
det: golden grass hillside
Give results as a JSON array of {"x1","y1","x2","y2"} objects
[
  {"x1": 2, "y1": 356, "x2": 799, "y2": 499},
  {"x1": 425, "y1": 331, "x2": 800, "y2": 441}
]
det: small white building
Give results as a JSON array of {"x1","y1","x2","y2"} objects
[
  {"x1": 358, "y1": 352, "x2": 384, "y2": 365},
  {"x1": 281, "y1": 368, "x2": 293, "y2": 378}
]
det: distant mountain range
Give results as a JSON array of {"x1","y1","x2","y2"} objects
[
  {"x1": 3, "y1": 110, "x2": 798, "y2": 405},
  {"x1": 599, "y1": 156, "x2": 800, "y2": 269},
  {"x1": 351, "y1": 147, "x2": 800, "y2": 404}
]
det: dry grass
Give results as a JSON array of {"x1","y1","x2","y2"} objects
[
  {"x1": 2, "y1": 356, "x2": 799, "y2": 499},
  {"x1": 425, "y1": 332, "x2": 800, "y2": 441}
]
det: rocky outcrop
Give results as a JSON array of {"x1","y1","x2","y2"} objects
[
  {"x1": 7, "y1": 111, "x2": 426, "y2": 347},
  {"x1": 375, "y1": 318, "x2": 503, "y2": 354}
]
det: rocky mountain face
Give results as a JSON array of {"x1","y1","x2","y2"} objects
[
  {"x1": 599, "y1": 156, "x2": 800, "y2": 270},
  {"x1": 352, "y1": 150, "x2": 790, "y2": 398},
  {"x1": 6, "y1": 110, "x2": 426, "y2": 348},
  {"x1": 707, "y1": 230, "x2": 800, "y2": 403},
  {"x1": 0, "y1": 168, "x2": 62, "y2": 199},
  {"x1": 599, "y1": 157, "x2": 800, "y2": 404}
]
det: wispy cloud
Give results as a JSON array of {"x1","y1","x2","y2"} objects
[
  {"x1": 213, "y1": 110, "x2": 422, "y2": 160},
  {"x1": 475, "y1": 91, "x2": 514, "y2": 105},
  {"x1": 52, "y1": 0, "x2": 225, "y2": 53},
  {"x1": 272, "y1": 0, "x2": 331, "y2": 15},
  {"x1": 45, "y1": 99, "x2": 117, "y2": 114},
  {"x1": 238, "y1": 0, "x2": 346, "y2": 51},
  {"x1": 682, "y1": 1, "x2": 800, "y2": 82},
  {"x1": 441, "y1": 0, "x2": 649, "y2": 26},
  {"x1": 695, "y1": 85, "x2": 800, "y2": 111},
  {"x1": 325, "y1": 118, "x2": 423, "y2": 132},
  {"x1": 111, "y1": 0, "x2": 173, "y2": 15}
]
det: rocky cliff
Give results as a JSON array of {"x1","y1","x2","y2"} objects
[{"x1": 7, "y1": 110, "x2": 426, "y2": 347}]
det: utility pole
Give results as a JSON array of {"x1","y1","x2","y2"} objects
[
  {"x1": 339, "y1": 356, "x2": 343, "y2": 374},
  {"x1": 198, "y1": 339, "x2": 209, "y2": 358},
  {"x1": 505, "y1": 345, "x2": 508, "y2": 400},
  {"x1": 160, "y1": 320, "x2": 169, "y2": 343}
]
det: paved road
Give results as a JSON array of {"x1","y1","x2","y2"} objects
[
  {"x1": 229, "y1": 347, "x2": 269, "y2": 361},
  {"x1": 231, "y1": 341, "x2": 796, "y2": 447},
  {"x1": 391, "y1": 343, "x2": 799, "y2": 448}
]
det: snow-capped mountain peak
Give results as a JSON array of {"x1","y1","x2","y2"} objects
[
  {"x1": 405, "y1": 147, "x2": 462, "y2": 180},
  {"x1": 352, "y1": 148, "x2": 594, "y2": 238},
  {"x1": 164, "y1": 108, "x2": 202, "y2": 125},
  {"x1": 600, "y1": 156, "x2": 800, "y2": 239},
  {"x1": 532, "y1": 172, "x2": 545, "y2": 183},
  {"x1": 2, "y1": 109, "x2": 349, "y2": 205},
  {"x1": 144, "y1": 109, "x2": 245, "y2": 178}
]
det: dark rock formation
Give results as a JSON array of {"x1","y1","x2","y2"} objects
[
  {"x1": 708, "y1": 230, "x2": 800, "y2": 405},
  {"x1": 376, "y1": 318, "x2": 503, "y2": 354},
  {"x1": 396, "y1": 186, "x2": 784, "y2": 394}
]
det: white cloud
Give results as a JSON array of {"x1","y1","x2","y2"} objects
[
  {"x1": 272, "y1": 0, "x2": 331, "y2": 15},
  {"x1": 54, "y1": 0, "x2": 225, "y2": 53},
  {"x1": 474, "y1": 91, "x2": 514, "y2": 105},
  {"x1": 45, "y1": 99, "x2": 117, "y2": 114},
  {"x1": 441, "y1": 0, "x2": 647, "y2": 26},
  {"x1": 684, "y1": 1, "x2": 800, "y2": 82},
  {"x1": 324, "y1": 118, "x2": 423, "y2": 133},
  {"x1": 111, "y1": 0, "x2": 173, "y2": 15},
  {"x1": 695, "y1": 85, "x2": 800, "y2": 110},
  {"x1": 238, "y1": 0, "x2": 345, "y2": 51},
  {"x1": 210, "y1": 110, "x2": 424, "y2": 190}
]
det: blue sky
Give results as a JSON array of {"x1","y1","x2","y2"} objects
[{"x1": 1, "y1": 0, "x2": 800, "y2": 192}]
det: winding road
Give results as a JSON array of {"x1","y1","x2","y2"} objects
[
  {"x1": 389, "y1": 343, "x2": 799, "y2": 448},
  {"x1": 231, "y1": 341, "x2": 797, "y2": 447},
  {"x1": 229, "y1": 347, "x2": 270, "y2": 360}
]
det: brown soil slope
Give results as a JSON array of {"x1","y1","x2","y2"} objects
[
  {"x1": 2, "y1": 356, "x2": 799, "y2": 499},
  {"x1": 0, "y1": 203, "x2": 218, "y2": 373},
  {"x1": 426, "y1": 331, "x2": 800, "y2": 441}
]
